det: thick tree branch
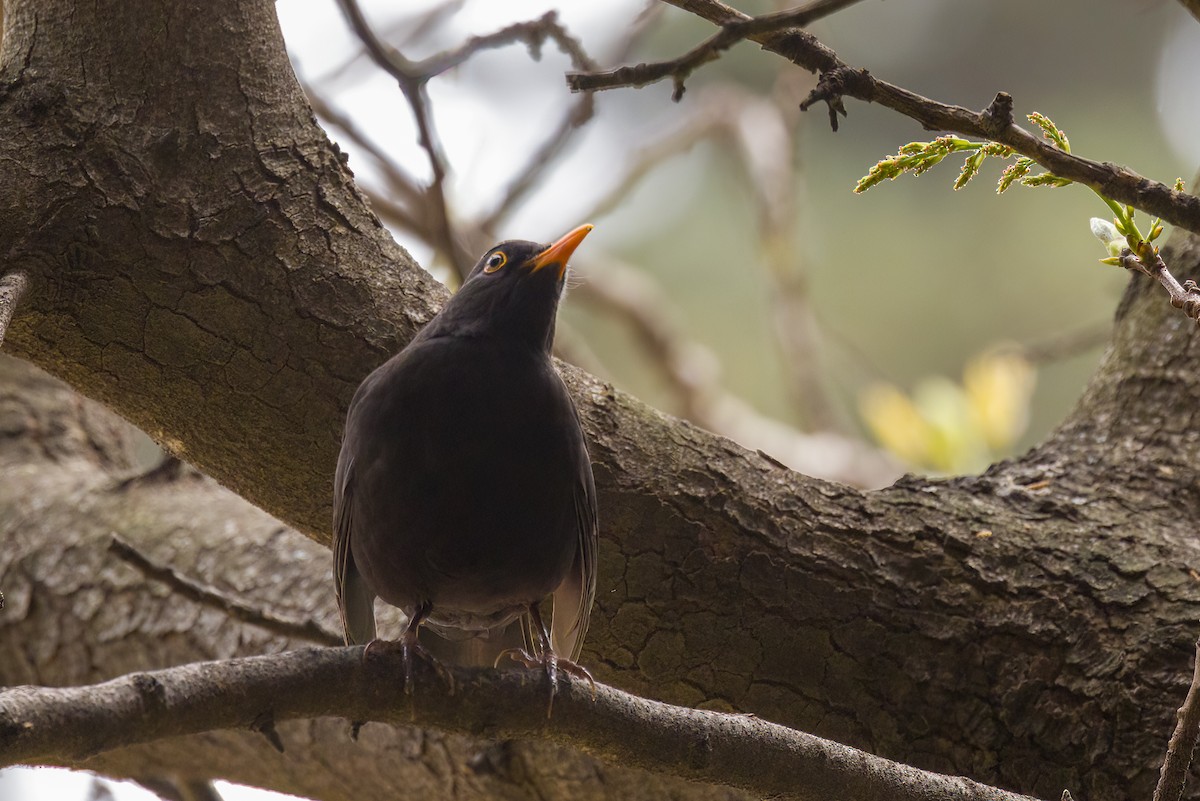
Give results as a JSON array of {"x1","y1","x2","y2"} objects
[
  {"x1": 0, "y1": 648, "x2": 1042, "y2": 801},
  {"x1": 567, "y1": 0, "x2": 1200, "y2": 236}
]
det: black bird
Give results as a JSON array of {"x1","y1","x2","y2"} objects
[{"x1": 333, "y1": 225, "x2": 598, "y2": 700}]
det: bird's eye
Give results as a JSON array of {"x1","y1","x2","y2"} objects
[{"x1": 483, "y1": 251, "x2": 507, "y2": 273}]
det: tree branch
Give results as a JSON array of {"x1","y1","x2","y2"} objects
[
  {"x1": 333, "y1": 2, "x2": 600, "y2": 280},
  {"x1": 0, "y1": 648, "x2": 1044, "y2": 801},
  {"x1": 567, "y1": 0, "x2": 863, "y2": 101},
  {"x1": 1153, "y1": 638, "x2": 1200, "y2": 801},
  {"x1": 334, "y1": 0, "x2": 470, "y2": 279},
  {"x1": 567, "y1": 0, "x2": 1200, "y2": 236},
  {"x1": 1117, "y1": 247, "x2": 1200, "y2": 328}
]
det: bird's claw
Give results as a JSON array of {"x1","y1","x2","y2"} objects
[
  {"x1": 495, "y1": 647, "x2": 595, "y2": 717},
  {"x1": 364, "y1": 637, "x2": 456, "y2": 696}
]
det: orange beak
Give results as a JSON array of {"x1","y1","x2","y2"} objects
[{"x1": 529, "y1": 224, "x2": 593, "y2": 278}]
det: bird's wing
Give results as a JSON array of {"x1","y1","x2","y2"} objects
[
  {"x1": 333, "y1": 457, "x2": 377, "y2": 645},
  {"x1": 550, "y1": 450, "x2": 599, "y2": 661}
]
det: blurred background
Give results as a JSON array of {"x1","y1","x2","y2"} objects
[
  {"x1": 282, "y1": 0, "x2": 1199, "y2": 483},
  {"x1": 5, "y1": 0, "x2": 1198, "y2": 798}
]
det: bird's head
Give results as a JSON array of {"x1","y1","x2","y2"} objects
[{"x1": 427, "y1": 225, "x2": 593, "y2": 352}]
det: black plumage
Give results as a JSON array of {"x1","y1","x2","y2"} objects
[{"x1": 333, "y1": 225, "x2": 598, "y2": 697}]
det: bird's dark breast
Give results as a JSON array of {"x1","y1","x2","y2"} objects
[{"x1": 345, "y1": 337, "x2": 582, "y2": 632}]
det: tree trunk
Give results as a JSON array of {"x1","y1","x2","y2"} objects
[{"x1": 2, "y1": 1, "x2": 1199, "y2": 800}]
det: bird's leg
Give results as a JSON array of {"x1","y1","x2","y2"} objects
[
  {"x1": 496, "y1": 604, "x2": 595, "y2": 718},
  {"x1": 363, "y1": 601, "x2": 454, "y2": 695}
]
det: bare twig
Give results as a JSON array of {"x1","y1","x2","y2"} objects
[
  {"x1": 334, "y1": 2, "x2": 605, "y2": 281},
  {"x1": 335, "y1": 0, "x2": 470, "y2": 279},
  {"x1": 733, "y1": 72, "x2": 840, "y2": 431},
  {"x1": 414, "y1": 12, "x2": 595, "y2": 78},
  {"x1": 0, "y1": 647, "x2": 1046, "y2": 801},
  {"x1": 0, "y1": 269, "x2": 30, "y2": 349},
  {"x1": 573, "y1": 256, "x2": 897, "y2": 487},
  {"x1": 1012, "y1": 324, "x2": 1112, "y2": 365},
  {"x1": 305, "y1": 87, "x2": 426, "y2": 231},
  {"x1": 574, "y1": 257, "x2": 721, "y2": 426},
  {"x1": 567, "y1": 0, "x2": 864, "y2": 101},
  {"x1": 578, "y1": 103, "x2": 727, "y2": 223},
  {"x1": 477, "y1": 13, "x2": 601, "y2": 229},
  {"x1": 1153, "y1": 638, "x2": 1200, "y2": 801},
  {"x1": 569, "y1": 0, "x2": 1200, "y2": 236},
  {"x1": 316, "y1": 0, "x2": 467, "y2": 86},
  {"x1": 108, "y1": 535, "x2": 341, "y2": 646},
  {"x1": 1118, "y1": 247, "x2": 1200, "y2": 328}
]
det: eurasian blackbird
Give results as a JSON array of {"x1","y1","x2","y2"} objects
[{"x1": 333, "y1": 225, "x2": 598, "y2": 701}]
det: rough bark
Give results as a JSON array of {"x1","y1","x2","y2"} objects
[{"x1": 2, "y1": 1, "x2": 1200, "y2": 801}]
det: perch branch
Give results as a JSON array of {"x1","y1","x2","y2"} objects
[
  {"x1": 568, "y1": 0, "x2": 1200, "y2": 236},
  {"x1": 0, "y1": 647, "x2": 1045, "y2": 801}
]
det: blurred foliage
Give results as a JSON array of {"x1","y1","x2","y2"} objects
[{"x1": 859, "y1": 350, "x2": 1036, "y2": 473}]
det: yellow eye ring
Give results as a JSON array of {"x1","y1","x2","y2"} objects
[{"x1": 483, "y1": 251, "x2": 507, "y2": 273}]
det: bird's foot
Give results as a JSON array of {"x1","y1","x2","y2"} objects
[
  {"x1": 364, "y1": 637, "x2": 455, "y2": 696},
  {"x1": 495, "y1": 648, "x2": 595, "y2": 718}
]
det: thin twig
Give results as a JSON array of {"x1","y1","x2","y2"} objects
[
  {"x1": 304, "y1": 88, "x2": 427, "y2": 231},
  {"x1": 335, "y1": 0, "x2": 470, "y2": 279},
  {"x1": 569, "y1": 0, "x2": 1200, "y2": 236},
  {"x1": 415, "y1": 12, "x2": 595, "y2": 78},
  {"x1": 1015, "y1": 324, "x2": 1112, "y2": 365},
  {"x1": 573, "y1": 257, "x2": 721, "y2": 426},
  {"x1": 568, "y1": 0, "x2": 864, "y2": 102},
  {"x1": 577, "y1": 103, "x2": 727, "y2": 223},
  {"x1": 316, "y1": 0, "x2": 467, "y2": 86},
  {"x1": 108, "y1": 535, "x2": 341, "y2": 646},
  {"x1": 735, "y1": 72, "x2": 841, "y2": 431},
  {"x1": 0, "y1": 269, "x2": 30, "y2": 349},
  {"x1": 573, "y1": 257, "x2": 896, "y2": 487},
  {"x1": 477, "y1": 13, "x2": 601, "y2": 229},
  {"x1": 1118, "y1": 247, "x2": 1200, "y2": 328},
  {"x1": 1153, "y1": 637, "x2": 1200, "y2": 801},
  {"x1": 334, "y1": 3, "x2": 604, "y2": 281}
]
